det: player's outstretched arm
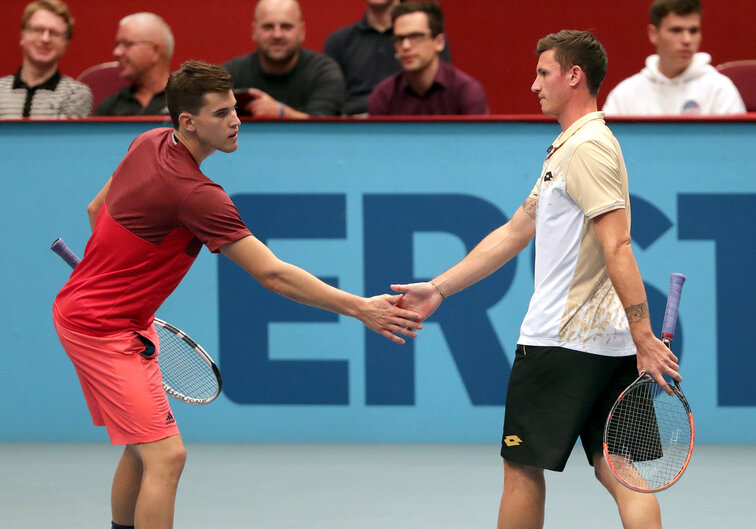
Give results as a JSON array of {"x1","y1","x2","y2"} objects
[
  {"x1": 593, "y1": 208, "x2": 681, "y2": 394},
  {"x1": 392, "y1": 197, "x2": 537, "y2": 321},
  {"x1": 220, "y1": 235, "x2": 422, "y2": 344}
]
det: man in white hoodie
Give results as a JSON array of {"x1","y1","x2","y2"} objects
[{"x1": 603, "y1": 0, "x2": 745, "y2": 115}]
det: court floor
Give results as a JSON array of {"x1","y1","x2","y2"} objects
[{"x1": 1, "y1": 443, "x2": 753, "y2": 528}]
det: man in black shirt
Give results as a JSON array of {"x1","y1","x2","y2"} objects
[
  {"x1": 96, "y1": 12, "x2": 173, "y2": 116},
  {"x1": 224, "y1": 0, "x2": 345, "y2": 118},
  {"x1": 324, "y1": 0, "x2": 451, "y2": 116}
]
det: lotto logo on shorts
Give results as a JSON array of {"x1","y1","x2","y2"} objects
[{"x1": 503, "y1": 435, "x2": 523, "y2": 447}]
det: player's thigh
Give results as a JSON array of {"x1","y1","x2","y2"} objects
[
  {"x1": 501, "y1": 345, "x2": 624, "y2": 471},
  {"x1": 107, "y1": 332, "x2": 179, "y2": 445},
  {"x1": 53, "y1": 319, "x2": 178, "y2": 445},
  {"x1": 580, "y1": 355, "x2": 638, "y2": 464}
]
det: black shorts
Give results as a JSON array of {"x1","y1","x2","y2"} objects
[{"x1": 500, "y1": 344, "x2": 637, "y2": 472}]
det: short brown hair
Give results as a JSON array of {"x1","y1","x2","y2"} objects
[
  {"x1": 536, "y1": 30, "x2": 608, "y2": 97},
  {"x1": 22, "y1": 0, "x2": 74, "y2": 40},
  {"x1": 649, "y1": 0, "x2": 702, "y2": 27},
  {"x1": 166, "y1": 61, "x2": 234, "y2": 129},
  {"x1": 391, "y1": 1, "x2": 444, "y2": 37}
]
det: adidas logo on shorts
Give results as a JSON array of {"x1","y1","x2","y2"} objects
[{"x1": 165, "y1": 412, "x2": 175, "y2": 425}]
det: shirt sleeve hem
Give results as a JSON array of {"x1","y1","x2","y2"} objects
[
  {"x1": 206, "y1": 229, "x2": 252, "y2": 253},
  {"x1": 585, "y1": 202, "x2": 625, "y2": 219}
]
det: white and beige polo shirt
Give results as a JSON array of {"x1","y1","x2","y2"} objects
[{"x1": 518, "y1": 111, "x2": 636, "y2": 357}]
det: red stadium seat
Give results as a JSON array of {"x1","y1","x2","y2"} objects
[
  {"x1": 77, "y1": 61, "x2": 130, "y2": 110},
  {"x1": 716, "y1": 60, "x2": 756, "y2": 112}
]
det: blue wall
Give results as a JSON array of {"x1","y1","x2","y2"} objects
[{"x1": 2, "y1": 119, "x2": 754, "y2": 443}]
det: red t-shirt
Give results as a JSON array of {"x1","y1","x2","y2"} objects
[{"x1": 54, "y1": 128, "x2": 252, "y2": 334}]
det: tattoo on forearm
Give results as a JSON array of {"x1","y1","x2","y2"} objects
[
  {"x1": 522, "y1": 198, "x2": 537, "y2": 221},
  {"x1": 625, "y1": 303, "x2": 650, "y2": 323}
]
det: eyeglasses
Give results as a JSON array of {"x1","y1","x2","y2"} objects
[
  {"x1": 113, "y1": 39, "x2": 155, "y2": 50},
  {"x1": 24, "y1": 25, "x2": 67, "y2": 40},
  {"x1": 391, "y1": 32, "x2": 433, "y2": 47}
]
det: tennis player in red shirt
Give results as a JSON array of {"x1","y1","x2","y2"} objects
[{"x1": 53, "y1": 60, "x2": 421, "y2": 529}]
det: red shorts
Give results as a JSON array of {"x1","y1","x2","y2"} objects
[{"x1": 53, "y1": 306, "x2": 179, "y2": 445}]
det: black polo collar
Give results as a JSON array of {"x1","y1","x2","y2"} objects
[{"x1": 12, "y1": 67, "x2": 62, "y2": 91}]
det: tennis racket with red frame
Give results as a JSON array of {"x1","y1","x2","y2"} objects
[
  {"x1": 603, "y1": 273, "x2": 694, "y2": 493},
  {"x1": 51, "y1": 238, "x2": 222, "y2": 405}
]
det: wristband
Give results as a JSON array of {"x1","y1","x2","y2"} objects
[
  {"x1": 429, "y1": 280, "x2": 445, "y2": 300},
  {"x1": 279, "y1": 102, "x2": 285, "y2": 117}
]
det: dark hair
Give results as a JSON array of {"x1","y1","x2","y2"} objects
[
  {"x1": 391, "y1": 1, "x2": 444, "y2": 36},
  {"x1": 22, "y1": 0, "x2": 74, "y2": 40},
  {"x1": 536, "y1": 30, "x2": 608, "y2": 96},
  {"x1": 166, "y1": 61, "x2": 233, "y2": 128},
  {"x1": 649, "y1": 0, "x2": 702, "y2": 27}
]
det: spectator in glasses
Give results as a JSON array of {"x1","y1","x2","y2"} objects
[
  {"x1": 95, "y1": 12, "x2": 174, "y2": 116},
  {"x1": 324, "y1": 0, "x2": 452, "y2": 116},
  {"x1": 0, "y1": 0, "x2": 92, "y2": 119},
  {"x1": 368, "y1": 1, "x2": 487, "y2": 116}
]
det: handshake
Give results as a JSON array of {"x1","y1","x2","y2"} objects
[{"x1": 359, "y1": 281, "x2": 446, "y2": 345}]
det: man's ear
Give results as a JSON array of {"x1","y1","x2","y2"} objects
[
  {"x1": 434, "y1": 33, "x2": 446, "y2": 54},
  {"x1": 647, "y1": 23, "x2": 659, "y2": 47},
  {"x1": 569, "y1": 65, "x2": 583, "y2": 88},
  {"x1": 178, "y1": 111, "x2": 195, "y2": 132}
]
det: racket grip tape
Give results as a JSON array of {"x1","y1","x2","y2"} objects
[
  {"x1": 661, "y1": 273, "x2": 686, "y2": 340},
  {"x1": 50, "y1": 238, "x2": 81, "y2": 269}
]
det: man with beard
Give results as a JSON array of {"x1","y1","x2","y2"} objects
[{"x1": 223, "y1": 0, "x2": 346, "y2": 118}]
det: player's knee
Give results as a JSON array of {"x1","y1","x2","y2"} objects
[
  {"x1": 147, "y1": 442, "x2": 187, "y2": 476},
  {"x1": 167, "y1": 444, "x2": 187, "y2": 473},
  {"x1": 593, "y1": 461, "x2": 620, "y2": 497},
  {"x1": 593, "y1": 464, "x2": 604, "y2": 484},
  {"x1": 592, "y1": 456, "x2": 609, "y2": 485}
]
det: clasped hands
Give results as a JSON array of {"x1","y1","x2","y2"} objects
[{"x1": 362, "y1": 281, "x2": 444, "y2": 345}]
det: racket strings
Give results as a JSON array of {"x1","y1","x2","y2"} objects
[
  {"x1": 155, "y1": 326, "x2": 219, "y2": 401},
  {"x1": 605, "y1": 383, "x2": 691, "y2": 490}
]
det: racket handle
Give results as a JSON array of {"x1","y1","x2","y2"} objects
[
  {"x1": 661, "y1": 273, "x2": 686, "y2": 341},
  {"x1": 51, "y1": 238, "x2": 81, "y2": 269}
]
